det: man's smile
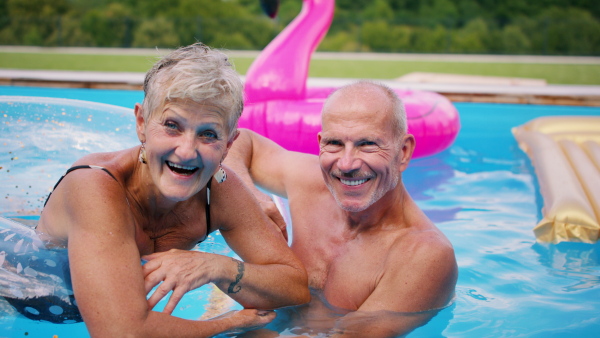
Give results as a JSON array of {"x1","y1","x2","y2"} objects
[{"x1": 339, "y1": 178, "x2": 370, "y2": 186}]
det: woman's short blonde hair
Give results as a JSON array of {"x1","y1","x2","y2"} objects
[{"x1": 142, "y1": 43, "x2": 244, "y2": 140}]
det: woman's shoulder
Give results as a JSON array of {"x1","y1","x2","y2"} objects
[
  {"x1": 38, "y1": 149, "x2": 137, "y2": 241},
  {"x1": 44, "y1": 147, "x2": 138, "y2": 215},
  {"x1": 210, "y1": 165, "x2": 251, "y2": 198},
  {"x1": 71, "y1": 147, "x2": 138, "y2": 180}
]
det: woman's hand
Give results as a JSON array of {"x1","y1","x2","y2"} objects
[
  {"x1": 142, "y1": 249, "x2": 221, "y2": 314},
  {"x1": 213, "y1": 309, "x2": 276, "y2": 333}
]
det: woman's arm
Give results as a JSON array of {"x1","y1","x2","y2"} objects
[
  {"x1": 50, "y1": 169, "x2": 273, "y2": 337},
  {"x1": 209, "y1": 168, "x2": 310, "y2": 308},
  {"x1": 143, "y1": 168, "x2": 310, "y2": 312}
]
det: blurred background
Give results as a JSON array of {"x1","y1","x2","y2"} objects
[{"x1": 0, "y1": 0, "x2": 598, "y2": 56}]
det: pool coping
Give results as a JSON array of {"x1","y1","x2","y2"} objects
[{"x1": 2, "y1": 69, "x2": 600, "y2": 106}]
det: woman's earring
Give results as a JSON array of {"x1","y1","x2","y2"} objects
[
  {"x1": 213, "y1": 165, "x2": 227, "y2": 183},
  {"x1": 138, "y1": 143, "x2": 147, "y2": 164}
]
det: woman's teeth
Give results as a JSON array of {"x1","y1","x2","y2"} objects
[{"x1": 166, "y1": 161, "x2": 199, "y2": 175}]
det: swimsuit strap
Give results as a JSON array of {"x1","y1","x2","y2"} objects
[
  {"x1": 43, "y1": 165, "x2": 118, "y2": 207},
  {"x1": 201, "y1": 179, "x2": 212, "y2": 244},
  {"x1": 44, "y1": 165, "x2": 211, "y2": 244}
]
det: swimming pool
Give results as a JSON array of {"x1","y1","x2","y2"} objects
[{"x1": 1, "y1": 86, "x2": 600, "y2": 337}]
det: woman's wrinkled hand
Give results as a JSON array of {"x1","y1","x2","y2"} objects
[
  {"x1": 142, "y1": 249, "x2": 219, "y2": 314},
  {"x1": 215, "y1": 309, "x2": 277, "y2": 333}
]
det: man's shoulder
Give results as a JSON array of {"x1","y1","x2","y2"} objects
[
  {"x1": 283, "y1": 152, "x2": 325, "y2": 191},
  {"x1": 391, "y1": 199, "x2": 454, "y2": 256},
  {"x1": 382, "y1": 227, "x2": 457, "y2": 293},
  {"x1": 388, "y1": 227, "x2": 455, "y2": 266},
  {"x1": 369, "y1": 226, "x2": 457, "y2": 313}
]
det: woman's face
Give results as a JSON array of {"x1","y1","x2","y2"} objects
[{"x1": 137, "y1": 99, "x2": 233, "y2": 203}]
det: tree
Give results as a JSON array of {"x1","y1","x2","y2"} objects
[
  {"x1": 132, "y1": 17, "x2": 180, "y2": 48},
  {"x1": 449, "y1": 17, "x2": 489, "y2": 53},
  {"x1": 81, "y1": 3, "x2": 133, "y2": 47}
]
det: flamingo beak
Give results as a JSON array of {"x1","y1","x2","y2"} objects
[{"x1": 260, "y1": 0, "x2": 279, "y2": 19}]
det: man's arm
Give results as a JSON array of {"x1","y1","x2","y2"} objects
[
  {"x1": 224, "y1": 129, "x2": 316, "y2": 237},
  {"x1": 223, "y1": 129, "x2": 293, "y2": 197},
  {"x1": 333, "y1": 231, "x2": 458, "y2": 338}
]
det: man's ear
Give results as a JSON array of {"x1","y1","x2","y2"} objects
[
  {"x1": 134, "y1": 103, "x2": 146, "y2": 142},
  {"x1": 399, "y1": 134, "x2": 416, "y2": 171},
  {"x1": 317, "y1": 132, "x2": 327, "y2": 155}
]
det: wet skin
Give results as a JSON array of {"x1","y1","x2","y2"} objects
[
  {"x1": 35, "y1": 98, "x2": 309, "y2": 337},
  {"x1": 225, "y1": 83, "x2": 458, "y2": 337}
]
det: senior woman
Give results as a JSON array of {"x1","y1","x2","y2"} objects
[{"x1": 34, "y1": 43, "x2": 309, "y2": 336}]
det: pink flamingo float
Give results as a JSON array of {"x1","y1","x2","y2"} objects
[{"x1": 239, "y1": 0, "x2": 460, "y2": 158}]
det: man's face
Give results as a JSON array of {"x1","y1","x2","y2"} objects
[{"x1": 318, "y1": 87, "x2": 406, "y2": 212}]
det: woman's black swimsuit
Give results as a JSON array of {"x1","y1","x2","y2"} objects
[
  {"x1": 45, "y1": 165, "x2": 212, "y2": 236},
  {"x1": 43, "y1": 165, "x2": 117, "y2": 207},
  {"x1": 3, "y1": 165, "x2": 211, "y2": 323}
]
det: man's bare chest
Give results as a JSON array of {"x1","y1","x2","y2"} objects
[{"x1": 292, "y1": 225, "x2": 389, "y2": 310}]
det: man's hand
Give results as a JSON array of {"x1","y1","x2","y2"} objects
[{"x1": 255, "y1": 192, "x2": 288, "y2": 242}]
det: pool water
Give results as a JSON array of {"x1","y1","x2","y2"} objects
[{"x1": 1, "y1": 86, "x2": 600, "y2": 337}]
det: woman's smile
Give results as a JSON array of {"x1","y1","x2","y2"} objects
[
  {"x1": 138, "y1": 99, "x2": 232, "y2": 203},
  {"x1": 166, "y1": 160, "x2": 200, "y2": 176}
]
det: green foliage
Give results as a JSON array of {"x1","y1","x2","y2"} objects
[
  {"x1": 360, "y1": 20, "x2": 392, "y2": 51},
  {"x1": 81, "y1": 3, "x2": 132, "y2": 47},
  {"x1": 412, "y1": 25, "x2": 450, "y2": 53},
  {"x1": 449, "y1": 18, "x2": 489, "y2": 53},
  {"x1": 418, "y1": 0, "x2": 460, "y2": 27},
  {"x1": 319, "y1": 30, "x2": 364, "y2": 52},
  {"x1": 276, "y1": 0, "x2": 302, "y2": 24},
  {"x1": 536, "y1": 7, "x2": 600, "y2": 55},
  {"x1": 0, "y1": 0, "x2": 598, "y2": 55},
  {"x1": 132, "y1": 17, "x2": 179, "y2": 48},
  {"x1": 56, "y1": 15, "x2": 94, "y2": 47},
  {"x1": 7, "y1": 0, "x2": 69, "y2": 17},
  {"x1": 499, "y1": 25, "x2": 531, "y2": 54},
  {"x1": 363, "y1": 0, "x2": 394, "y2": 21}
]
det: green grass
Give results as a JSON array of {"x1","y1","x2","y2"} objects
[
  {"x1": 307, "y1": 59, "x2": 600, "y2": 85},
  {"x1": 1, "y1": 52, "x2": 599, "y2": 85},
  {"x1": 0, "y1": 53, "x2": 160, "y2": 72}
]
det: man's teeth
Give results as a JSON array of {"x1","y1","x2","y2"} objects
[
  {"x1": 340, "y1": 178, "x2": 368, "y2": 186},
  {"x1": 167, "y1": 161, "x2": 196, "y2": 171}
]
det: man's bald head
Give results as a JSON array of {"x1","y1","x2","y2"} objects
[{"x1": 323, "y1": 81, "x2": 407, "y2": 137}]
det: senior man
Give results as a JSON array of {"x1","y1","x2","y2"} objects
[{"x1": 230, "y1": 80, "x2": 458, "y2": 337}]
